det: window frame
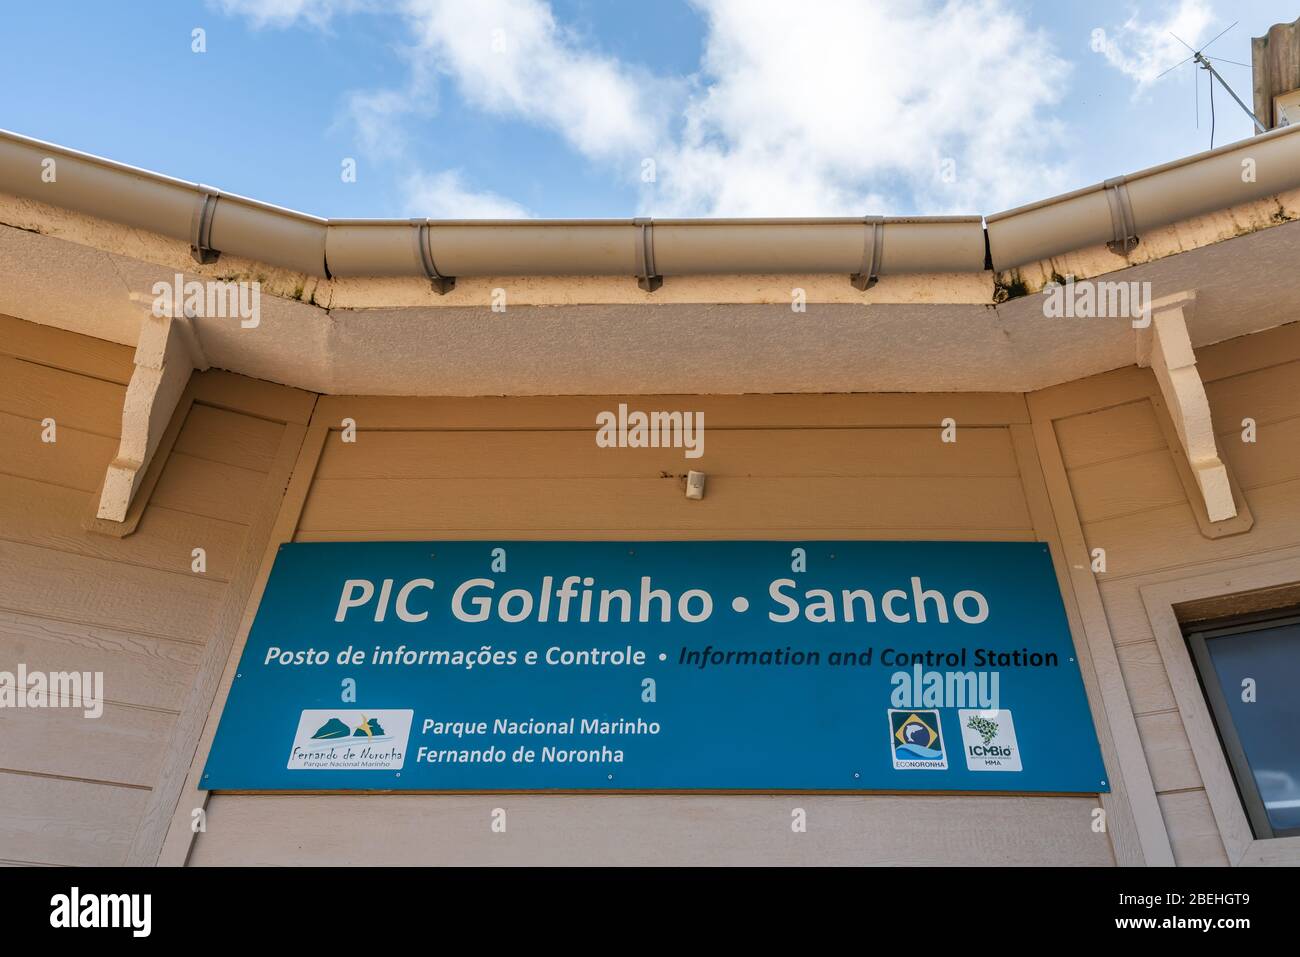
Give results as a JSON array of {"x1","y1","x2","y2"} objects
[
  {"x1": 1184, "y1": 608, "x2": 1300, "y2": 842},
  {"x1": 1140, "y1": 552, "x2": 1300, "y2": 866}
]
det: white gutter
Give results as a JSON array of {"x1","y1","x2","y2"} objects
[
  {"x1": 0, "y1": 130, "x2": 984, "y2": 287},
  {"x1": 986, "y1": 123, "x2": 1300, "y2": 270},
  {"x1": 0, "y1": 131, "x2": 326, "y2": 276},
  {"x1": 5, "y1": 125, "x2": 1300, "y2": 287},
  {"x1": 323, "y1": 216, "x2": 984, "y2": 287}
]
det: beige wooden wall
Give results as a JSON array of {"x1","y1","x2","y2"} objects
[
  {"x1": 180, "y1": 391, "x2": 1120, "y2": 866},
  {"x1": 0, "y1": 316, "x2": 310, "y2": 865},
  {"x1": 1028, "y1": 320, "x2": 1300, "y2": 866},
  {"x1": 8, "y1": 313, "x2": 1298, "y2": 867}
]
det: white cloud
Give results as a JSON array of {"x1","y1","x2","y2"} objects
[
  {"x1": 221, "y1": 0, "x2": 1075, "y2": 216},
  {"x1": 213, "y1": 0, "x2": 378, "y2": 29},
  {"x1": 400, "y1": 0, "x2": 671, "y2": 162},
  {"x1": 403, "y1": 169, "x2": 530, "y2": 217},
  {"x1": 655, "y1": 0, "x2": 1070, "y2": 215},
  {"x1": 337, "y1": 50, "x2": 443, "y2": 161},
  {"x1": 342, "y1": 87, "x2": 424, "y2": 161},
  {"x1": 1097, "y1": 0, "x2": 1216, "y2": 89}
]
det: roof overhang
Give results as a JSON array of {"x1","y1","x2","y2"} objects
[{"x1": 2, "y1": 127, "x2": 1300, "y2": 398}]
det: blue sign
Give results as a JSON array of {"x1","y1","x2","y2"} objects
[{"x1": 201, "y1": 540, "x2": 1110, "y2": 793}]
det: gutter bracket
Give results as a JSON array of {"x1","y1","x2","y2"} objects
[
  {"x1": 634, "y1": 217, "x2": 663, "y2": 292},
  {"x1": 850, "y1": 216, "x2": 885, "y2": 290},
  {"x1": 189, "y1": 188, "x2": 221, "y2": 265},
  {"x1": 414, "y1": 220, "x2": 455, "y2": 295},
  {"x1": 1103, "y1": 177, "x2": 1140, "y2": 256}
]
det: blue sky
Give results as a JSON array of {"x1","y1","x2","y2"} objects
[{"x1": 1, "y1": 1, "x2": 1292, "y2": 218}]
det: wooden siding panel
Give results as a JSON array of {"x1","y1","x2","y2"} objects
[
  {"x1": 150, "y1": 452, "x2": 266, "y2": 525},
  {"x1": 0, "y1": 706, "x2": 173, "y2": 787},
  {"x1": 191, "y1": 794, "x2": 1114, "y2": 866},
  {"x1": 0, "y1": 609, "x2": 201, "y2": 712},
  {"x1": 1115, "y1": 639, "x2": 1178, "y2": 715},
  {"x1": 0, "y1": 475, "x2": 246, "y2": 582},
  {"x1": 0, "y1": 314, "x2": 135, "y2": 384},
  {"x1": 1067, "y1": 449, "x2": 1187, "y2": 524},
  {"x1": 300, "y1": 475, "x2": 1033, "y2": 533},
  {"x1": 1135, "y1": 711, "x2": 1203, "y2": 793},
  {"x1": 1055, "y1": 400, "x2": 1166, "y2": 470},
  {"x1": 0, "y1": 411, "x2": 117, "y2": 490},
  {"x1": 295, "y1": 527, "x2": 1042, "y2": 543},
  {"x1": 315, "y1": 428, "x2": 1022, "y2": 480},
  {"x1": 0, "y1": 320, "x2": 306, "y2": 866},
  {"x1": 314, "y1": 392, "x2": 1029, "y2": 430},
  {"x1": 1033, "y1": 332, "x2": 1300, "y2": 868},
  {"x1": 0, "y1": 772, "x2": 147, "y2": 867},
  {"x1": 1218, "y1": 413, "x2": 1300, "y2": 489},
  {"x1": 1204, "y1": 360, "x2": 1300, "y2": 431},
  {"x1": 1081, "y1": 479, "x2": 1300, "y2": 581},
  {"x1": 1158, "y1": 790, "x2": 1231, "y2": 866},
  {"x1": 0, "y1": 355, "x2": 124, "y2": 436},
  {"x1": 174, "y1": 404, "x2": 283, "y2": 472},
  {"x1": 0, "y1": 538, "x2": 224, "y2": 644}
]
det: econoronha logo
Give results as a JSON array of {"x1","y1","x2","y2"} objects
[{"x1": 888, "y1": 708, "x2": 948, "y2": 770}]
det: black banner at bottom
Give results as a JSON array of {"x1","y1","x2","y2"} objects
[{"x1": 0, "y1": 866, "x2": 1282, "y2": 943}]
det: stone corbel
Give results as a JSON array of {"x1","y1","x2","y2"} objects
[
  {"x1": 1136, "y1": 292, "x2": 1236, "y2": 523},
  {"x1": 95, "y1": 301, "x2": 208, "y2": 522}
]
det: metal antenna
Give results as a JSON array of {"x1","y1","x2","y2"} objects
[
  {"x1": 1193, "y1": 50, "x2": 1265, "y2": 133},
  {"x1": 1161, "y1": 22, "x2": 1266, "y2": 136}
]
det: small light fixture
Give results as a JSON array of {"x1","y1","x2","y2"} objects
[{"x1": 685, "y1": 470, "x2": 706, "y2": 500}]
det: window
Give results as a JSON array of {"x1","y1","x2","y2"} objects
[{"x1": 1186, "y1": 608, "x2": 1300, "y2": 840}]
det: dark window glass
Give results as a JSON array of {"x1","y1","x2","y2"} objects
[{"x1": 1187, "y1": 610, "x2": 1300, "y2": 840}]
